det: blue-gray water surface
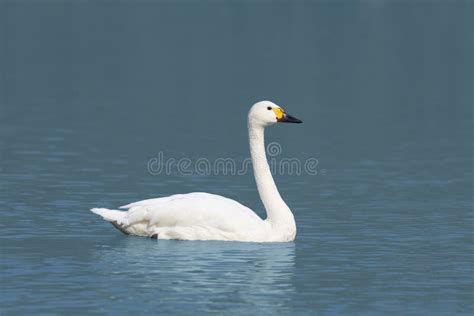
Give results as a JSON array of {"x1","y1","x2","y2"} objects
[{"x1": 1, "y1": 1, "x2": 473, "y2": 315}]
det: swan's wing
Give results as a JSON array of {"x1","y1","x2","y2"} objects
[
  {"x1": 120, "y1": 192, "x2": 263, "y2": 232},
  {"x1": 119, "y1": 194, "x2": 184, "y2": 209}
]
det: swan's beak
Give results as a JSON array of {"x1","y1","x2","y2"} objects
[
  {"x1": 274, "y1": 107, "x2": 303, "y2": 123},
  {"x1": 279, "y1": 113, "x2": 303, "y2": 124}
]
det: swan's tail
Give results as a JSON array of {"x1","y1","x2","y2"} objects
[
  {"x1": 90, "y1": 208, "x2": 125, "y2": 222},
  {"x1": 90, "y1": 208, "x2": 130, "y2": 235}
]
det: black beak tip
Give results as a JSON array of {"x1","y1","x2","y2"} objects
[{"x1": 282, "y1": 114, "x2": 303, "y2": 124}]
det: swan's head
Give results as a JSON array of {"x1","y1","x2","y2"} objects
[{"x1": 248, "y1": 101, "x2": 302, "y2": 127}]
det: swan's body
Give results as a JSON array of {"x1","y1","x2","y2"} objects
[
  {"x1": 92, "y1": 192, "x2": 290, "y2": 242},
  {"x1": 91, "y1": 101, "x2": 302, "y2": 242}
]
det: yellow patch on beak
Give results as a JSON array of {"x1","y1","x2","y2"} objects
[{"x1": 273, "y1": 107, "x2": 285, "y2": 120}]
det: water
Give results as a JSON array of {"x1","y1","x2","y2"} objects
[{"x1": 1, "y1": 1, "x2": 473, "y2": 314}]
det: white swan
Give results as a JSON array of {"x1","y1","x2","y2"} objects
[{"x1": 91, "y1": 101, "x2": 302, "y2": 242}]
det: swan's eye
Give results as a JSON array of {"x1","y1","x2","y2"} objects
[{"x1": 267, "y1": 106, "x2": 272, "y2": 110}]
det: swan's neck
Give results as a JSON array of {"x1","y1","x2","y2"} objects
[{"x1": 248, "y1": 124, "x2": 296, "y2": 230}]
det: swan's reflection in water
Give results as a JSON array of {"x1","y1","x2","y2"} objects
[{"x1": 94, "y1": 238, "x2": 296, "y2": 313}]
